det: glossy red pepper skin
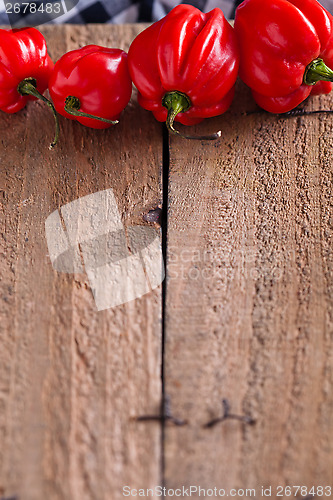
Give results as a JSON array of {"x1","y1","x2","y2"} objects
[
  {"x1": 48, "y1": 45, "x2": 132, "y2": 129},
  {"x1": 0, "y1": 28, "x2": 53, "y2": 113},
  {"x1": 127, "y1": 4, "x2": 239, "y2": 128},
  {"x1": 234, "y1": 0, "x2": 333, "y2": 113}
]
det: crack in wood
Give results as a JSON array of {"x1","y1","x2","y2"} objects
[{"x1": 203, "y1": 399, "x2": 256, "y2": 428}]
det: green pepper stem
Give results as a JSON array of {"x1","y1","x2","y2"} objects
[
  {"x1": 17, "y1": 77, "x2": 59, "y2": 149},
  {"x1": 162, "y1": 91, "x2": 221, "y2": 140},
  {"x1": 304, "y1": 58, "x2": 333, "y2": 85},
  {"x1": 64, "y1": 96, "x2": 119, "y2": 125}
]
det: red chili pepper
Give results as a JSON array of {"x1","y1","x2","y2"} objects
[
  {"x1": 234, "y1": 0, "x2": 333, "y2": 113},
  {"x1": 127, "y1": 4, "x2": 239, "y2": 140},
  {"x1": 48, "y1": 45, "x2": 132, "y2": 130},
  {"x1": 0, "y1": 27, "x2": 58, "y2": 147}
]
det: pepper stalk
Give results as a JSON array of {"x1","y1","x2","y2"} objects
[
  {"x1": 64, "y1": 96, "x2": 119, "y2": 125},
  {"x1": 304, "y1": 58, "x2": 333, "y2": 85},
  {"x1": 17, "y1": 77, "x2": 59, "y2": 149},
  {"x1": 162, "y1": 91, "x2": 221, "y2": 140}
]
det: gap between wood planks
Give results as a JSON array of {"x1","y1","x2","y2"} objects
[{"x1": 161, "y1": 123, "x2": 170, "y2": 491}]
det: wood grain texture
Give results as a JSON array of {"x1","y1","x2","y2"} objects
[
  {"x1": 1, "y1": 23, "x2": 333, "y2": 500},
  {"x1": 164, "y1": 81, "x2": 333, "y2": 494},
  {"x1": 0, "y1": 25, "x2": 163, "y2": 500}
]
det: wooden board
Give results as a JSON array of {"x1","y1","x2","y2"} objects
[
  {"x1": 0, "y1": 25, "x2": 163, "y2": 500},
  {"x1": 164, "y1": 80, "x2": 333, "y2": 494},
  {"x1": 1, "y1": 23, "x2": 333, "y2": 500}
]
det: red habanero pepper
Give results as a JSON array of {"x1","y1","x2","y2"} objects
[
  {"x1": 234, "y1": 0, "x2": 333, "y2": 114},
  {"x1": 0, "y1": 27, "x2": 58, "y2": 148},
  {"x1": 48, "y1": 45, "x2": 132, "y2": 129},
  {"x1": 127, "y1": 4, "x2": 239, "y2": 140}
]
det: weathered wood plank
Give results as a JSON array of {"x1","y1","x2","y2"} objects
[
  {"x1": 0, "y1": 24, "x2": 163, "y2": 500},
  {"x1": 164, "y1": 81, "x2": 333, "y2": 493},
  {"x1": 2, "y1": 22, "x2": 333, "y2": 500}
]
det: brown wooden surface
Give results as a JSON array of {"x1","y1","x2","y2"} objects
[
  {"x1": 164, "y1": 85, "x2": 333, "y2": 493},
  {"x1": 1, "y1": 24, "x2": 333, "y2": 500},
  {"x1": 0, "y1": 25, "x2": 163, "y2": 500}
]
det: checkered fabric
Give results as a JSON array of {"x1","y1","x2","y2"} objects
[
  {"x1": 0, "y1": 0, "x2": 332, "y2": 27},
  {"x1": 0, "y1": 0, "x2": 248, "y2": 27}
]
